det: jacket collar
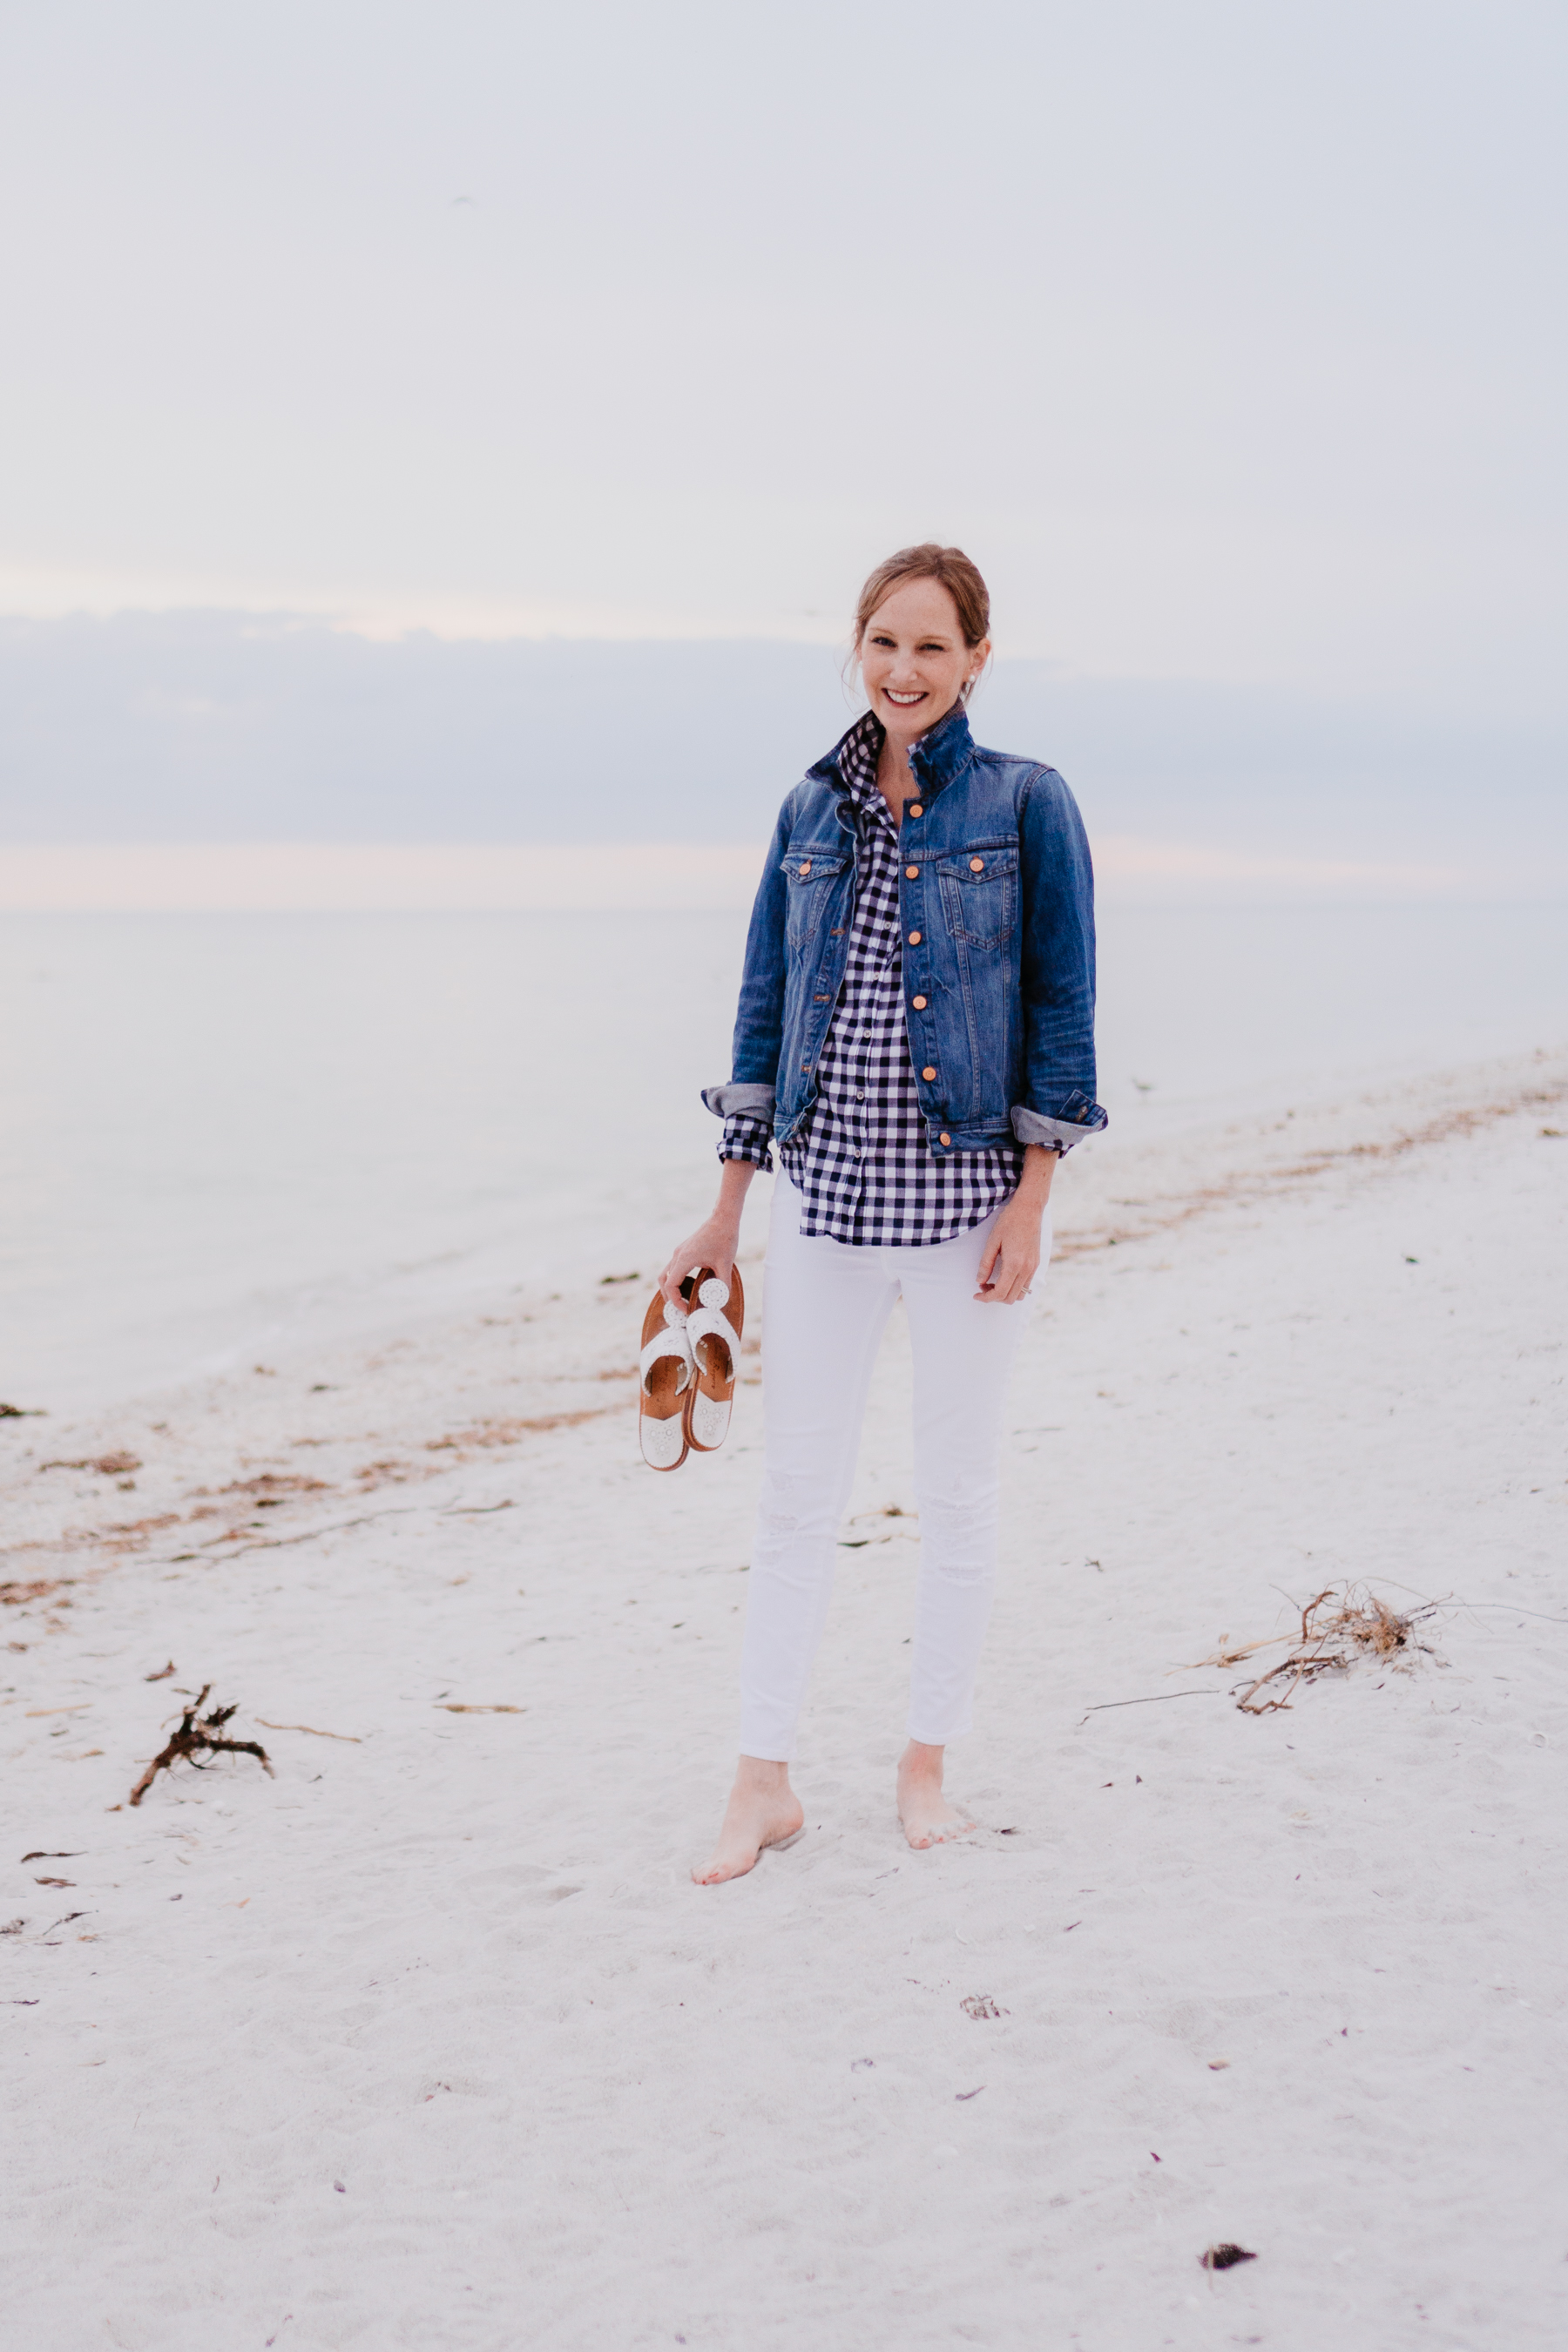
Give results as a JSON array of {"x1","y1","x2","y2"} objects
[
  {"x1": 908, "y1": 701, "x2": 975, "y2": 795},
  {"x1": 808, "y1": 701, "x2": 976, "y2": 802}
]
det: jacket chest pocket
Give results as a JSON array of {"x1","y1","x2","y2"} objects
[
  {"x1": 936, "y1": 846, "x2": 1018, "y2": 950},
  {"x1": 781, "y1": 850, "x2": 848, "y2": 950}
]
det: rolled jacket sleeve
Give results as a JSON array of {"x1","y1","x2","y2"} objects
[
  {"x1": 701, "y1": 1080, "x2": 777, "y2": 1119},
  {"x1": 1011, "y1": 1095, "x2": 1107, "y2": 1154}
]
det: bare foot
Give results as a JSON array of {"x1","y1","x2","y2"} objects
[
  {"x1": 693, "y1": 1757, "x2": 806, "y2": 1885},
  {"x1": 897, "y1": 1740, "x2": 976, "y2": 1849}
]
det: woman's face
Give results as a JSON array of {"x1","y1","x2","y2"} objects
[{"x1": 858, "y1": 577, "x2": 988, "y2": 747}]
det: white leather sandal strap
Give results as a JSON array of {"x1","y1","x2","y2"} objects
[
  {"x1": 639, "y1": 1324, "x2": 693, "y2": 1393},
  {"x1": 686, "y1": 1307, "x2": 740, "y2": 1368}
]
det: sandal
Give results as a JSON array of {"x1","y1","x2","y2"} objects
[
  {"x1": 684, "y1": 1266, "x2": 746, "y2": 1453},
  {"x1": 639, "y1": 1291, "x2": 695, "y2": 1471}
]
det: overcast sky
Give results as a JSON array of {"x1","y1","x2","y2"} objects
[{"x1": 2, "y1": 0, "x2": 1564, "y2": 721}]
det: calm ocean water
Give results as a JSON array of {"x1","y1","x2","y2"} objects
[{"x1": 3, "y1": 903, "x2": 1565, "y2": 1410}]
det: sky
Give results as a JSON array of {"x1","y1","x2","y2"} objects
[{"x1": 2, "y1": 0, "x2": 1565, "y2": 730}]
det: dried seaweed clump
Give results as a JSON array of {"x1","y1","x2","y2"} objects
[
  {"x1": 129, "y1": 1685, "x2": 274, "y2": 1807},
  {"x1": 3, "y1": 1579, "x2": 68, "y2": 1609},
  {"x1": 1230, "y1": 1585, "x2": 1438, "y2": 1714}
]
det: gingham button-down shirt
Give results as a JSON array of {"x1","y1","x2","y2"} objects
[{"x1": 720, "y1": 713, "x2": 1023, "y2": 1246}]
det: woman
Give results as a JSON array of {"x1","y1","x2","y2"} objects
[{"x1": 660, "y1": 544, "x2": 1105, "y2": 1885}]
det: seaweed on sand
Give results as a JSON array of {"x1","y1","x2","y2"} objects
[
  {"x1": 128, "y1": 1685, "x2": 274, "y2": 1807},
  {"x1": 1226, "y1": 1585, "x2": 1440, "y2": 1714}
]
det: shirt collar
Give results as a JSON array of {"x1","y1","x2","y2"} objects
[
  {"x1": 835, "y1": 711, "x2": 885, "y2": 817},
  {"x1": 821, "y1": 701, "x2": 974, "y2": 815}
]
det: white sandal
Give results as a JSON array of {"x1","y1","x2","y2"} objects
[
  {"x1": 684, "y1": 1266, "x2": 746, "y2": 1454},
  {"x1": 639, "y1": 1293, "x2": 696, "y2": 1471}
]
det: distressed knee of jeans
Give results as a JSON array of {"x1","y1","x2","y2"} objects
[
  {"x1": 922, "y1": 1553, "x2": 992, "y2": 1592},
  {"x1": 916, "y1": 1493, "x2": 997, "y2": 1548},
  {"x1": 756, "y1": 1468, "x2": 838, "y2": 1542}
]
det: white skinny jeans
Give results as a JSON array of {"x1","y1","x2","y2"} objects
[{"x1": 738, "y1": 1179, "x2": 1044, "y2": 1761}]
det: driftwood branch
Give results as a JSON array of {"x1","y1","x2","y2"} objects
[{"x1": 128, "y1": 1685, "x2": 274, "y2": 1807}]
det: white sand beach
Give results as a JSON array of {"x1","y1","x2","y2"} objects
[{"x1": 3, "y1": 1046, "x2": 1565, "y2": 2351}]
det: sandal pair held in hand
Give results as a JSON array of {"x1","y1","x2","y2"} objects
[{"x1": 684, "y1": 1265, "x2": 745, "y2": 1454}]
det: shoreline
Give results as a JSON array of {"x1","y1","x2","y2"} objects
[
  {"x1": 3, "y1": 1044, "x2": 1565, "y2": 1586},
  {"x1": 8, "y1": 1034, "x2": 1566, "y2": 1429},
  {"x1": 7, "y1": 897, "x2": 1566, "y2": 1419}
]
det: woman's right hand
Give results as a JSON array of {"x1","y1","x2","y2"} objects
[
  {"x1": 659, "y1": 1159, "x2": 758, "y2": 1308},
  {"x1": 659, "y1": 1214, "x2": 740, "y2": 1309},
  {"x1": 658, "y1": 1223, "x2": 742, "y2": 1317}
]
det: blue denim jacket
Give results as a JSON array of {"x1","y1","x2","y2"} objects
[{"x1": 704, "y1": 706, "x2": 1107, "y2": 1157}]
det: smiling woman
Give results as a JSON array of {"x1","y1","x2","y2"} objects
[
  {"x1": 658, "y1": 544, "x2": 1106, "y2": 1884},
  {"x1": 852, "y1": 544, "x2": 993, "y2": 723}
]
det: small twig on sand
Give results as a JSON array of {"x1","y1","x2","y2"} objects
[
  {"x1": 193, "y1": 1506, "x2": 422, "y2": 1559},
  {"x1": 256, "y1": 1720, "x2": 362, "y2": 1742},
  {"x1": 1078, "y1": 1690, "x2": 1227, "y2": 1722},
  {"x1": 1179, "y1": 1632, "x2": 1286, "y2": 1670},
  {"x1": 128, "y1": 1686, "x2": 274, "y2": 1806}
]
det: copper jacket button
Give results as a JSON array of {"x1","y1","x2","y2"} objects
[
  {"x1": 911, "y1": 995, "x2": 927, "y2": 1010},
  {"x1": 905, "y1": 865, "x2": 919, "y2": 880},
  {"x1": 970, "y1": 856, "x2": 983, "y2": 871},
  {"x1": 909, "y1": 929, "x2": 921, "y2": 945},
  {"x1": 909, "y1": 802, "x2": 923, "y2": 818},
  {"x1": 939, "y1": 1132, "x2": 951, "y2": 1147},
  {"x1": 922, "y1": 1065, "x2": 936, "y2": 1081}
]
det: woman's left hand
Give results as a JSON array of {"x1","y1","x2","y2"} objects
[{"x1": 974, "y1": 1146, "x2": 1057, "y2": 1303}]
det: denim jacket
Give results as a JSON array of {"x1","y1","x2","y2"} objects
[{"x1": 703, "y1": 706, "x2": 1107, "y2": 1157}]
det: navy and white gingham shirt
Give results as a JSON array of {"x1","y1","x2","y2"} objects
[{"x1": 720, "y1": 713, "x2": 1024, "y2": 1247}]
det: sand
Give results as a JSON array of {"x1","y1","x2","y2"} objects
[{"x1": 3, "y1": 1047, "x2": 1565, "y2": 2351}]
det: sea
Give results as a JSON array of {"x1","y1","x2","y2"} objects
[{"x1": 3, "y1": 902, "x2": 1565, "y2": 1413}]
